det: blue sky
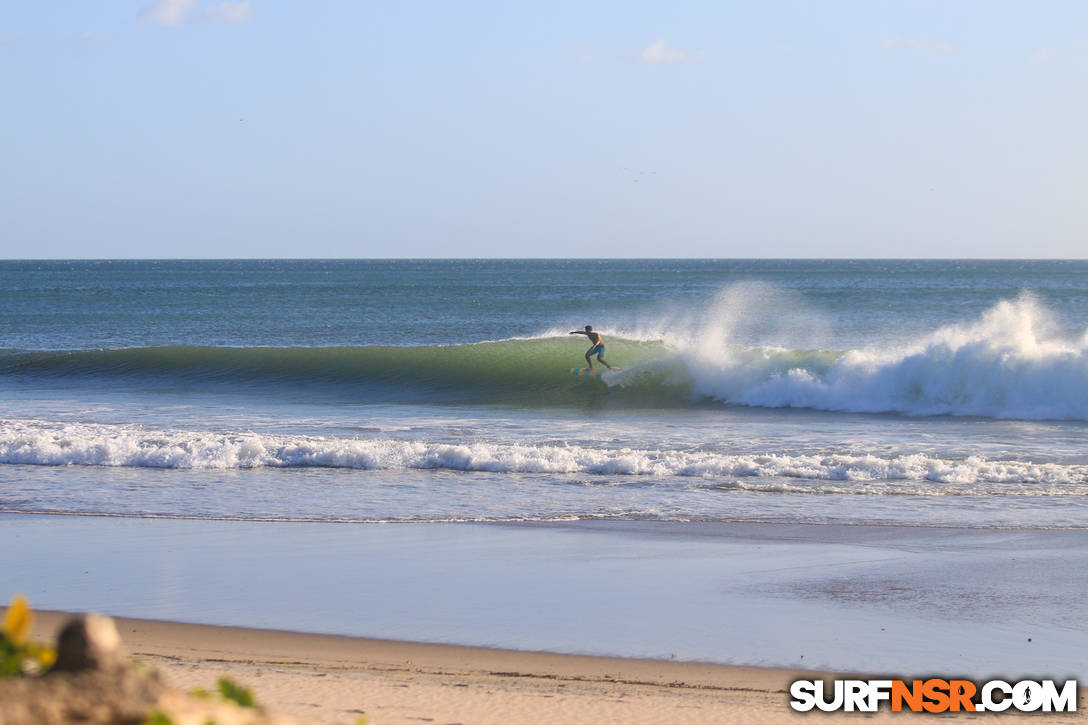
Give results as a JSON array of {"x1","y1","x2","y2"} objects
[{"x1": 1, "y1": 1, "x2": 1084, "y2": 258}]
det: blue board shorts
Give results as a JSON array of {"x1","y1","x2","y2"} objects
[{"x1": 588, "y1": 344, "x2": 605, "y2": 356}]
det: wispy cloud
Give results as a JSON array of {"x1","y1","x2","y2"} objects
[
  {"x1": 139, "y1": 0, "x2": 196, "y2": 26},
  {"x1": 1029, "y1": 46, "x2": 1054, "y2": 65},
  {"x1": 139, "y1": 0, "x2": 251, "y2": 27},
  {"x1": 204, "y1": 1, "x2": 252, "y2": 24},
  {"x1": 637, "y1": 40, "x2": 704, "y2": 65},
  {"x1": 882, "y1": 37, "x2": 957, "y2": 54}
]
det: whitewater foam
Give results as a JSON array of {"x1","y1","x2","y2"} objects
[
  {"x1": 606, "y1": 293, "x2": 1088, "y2": 420},
  {"x1": 2, "y1": 420, "x2": 1086, "y2": 494}
]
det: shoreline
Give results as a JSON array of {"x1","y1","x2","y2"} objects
[
  {"x1": 5, "y1": 514, "x2": 1087, "y2": 678},
  {"x1": 30, "y1": 609, "x2": 823, "y2": 688},
  {"x1": 8, "y1": 507, "x2": 1088, "y2": 530},
  {"x1": 27, "y1": 610, "x2": 828, "y2": 724},
  {"x1": 24, "y1": 610, "x2": 1088, "y2": 723}
]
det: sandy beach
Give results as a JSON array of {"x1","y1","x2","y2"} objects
[
  {"x1": 23, "y1": 610, "x2": 828, "y2": 724},
  {"x1": 16, "y1": 610, "x2": 1085, "y2": 724}
]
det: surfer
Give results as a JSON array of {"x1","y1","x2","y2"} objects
[{"x1": 569, "y1": 325, "x2": 614, "y2": 370}]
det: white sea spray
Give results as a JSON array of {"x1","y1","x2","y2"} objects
[{"x1": 605, "y1": 292, "x2": 1088, "y2": 420}]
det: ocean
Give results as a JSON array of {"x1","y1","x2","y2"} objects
[
  {"x1": 3, "y1": 259, "x2": 1088, "y2": 674},
  {"x1": 3, "y1": 259, "x2": 1086, "y2": 528}
]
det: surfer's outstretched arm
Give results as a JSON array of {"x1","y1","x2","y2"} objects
[{"x1": 569, "y1": 330, "x2": 588, "y2": 336}]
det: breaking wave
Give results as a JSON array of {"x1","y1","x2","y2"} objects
[{"x1": 2, "y1": 294, "x2": 1085, "y2": 420}]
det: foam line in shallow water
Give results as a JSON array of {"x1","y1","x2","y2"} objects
[{"x1": 3, "y1": 420, "x2": 1087, "y2": 494}]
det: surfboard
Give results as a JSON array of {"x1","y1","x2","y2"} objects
[{"x1": 569, "y1": 367, "x2": 605, "y2": 377}]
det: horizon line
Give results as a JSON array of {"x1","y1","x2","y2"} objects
[{"x1": 2, "y1": 257, "x2": 1086, "y2": 262}]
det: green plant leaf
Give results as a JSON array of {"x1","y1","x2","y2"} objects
[{"x1": 217, "y1": 677, "x2": 256, "y2": 708}]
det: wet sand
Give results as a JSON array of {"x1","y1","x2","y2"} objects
[{"x1": 4, "y1": 515, "x2": 1086, "y2": 678}]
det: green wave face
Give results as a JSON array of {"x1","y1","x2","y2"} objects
[
  {"x1": 3, "y1": 326, "x2": 1083, "y2": 419},
  {"x1": 0, "y1": 338, "x2": 688, "y2": 407}
]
